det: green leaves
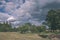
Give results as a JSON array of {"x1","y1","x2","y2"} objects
[
  {"x1": 46, "y1": 9, "x2": 60, "y2": 31},
  {"x1": 0, "y1": 22, "x2": 12, "y2": 32},
  {"x1": 18, "y1": 23, "x2": 46, "y2": 33}
]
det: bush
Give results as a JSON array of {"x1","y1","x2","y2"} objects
[{"x1": 38, "y1": 34, "x2": 48, "y2": 38}]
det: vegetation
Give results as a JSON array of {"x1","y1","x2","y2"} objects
[
  {"x1": 0, "y1": 22, "x2": 12, "y2": 32},
  {"x1": 0, "y1": 32, "x2": 50, "y2": 40},
  {"x1": 18, "y1": 23, "x2": 47, "y2": 33},
  {"x1": 46, "y1": 9, "x2": 60, "y2": 32},
  {"x1": 0, "y1": 22, "x2": 46, "y2": 33}
]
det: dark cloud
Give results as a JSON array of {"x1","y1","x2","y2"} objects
[{"x1": 0, "y1": 0, "x2": 60, "y2": 26}]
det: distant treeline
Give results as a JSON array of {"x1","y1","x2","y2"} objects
[{"x1": 0, "y1": 22, "x2": 46, "y2": 33}]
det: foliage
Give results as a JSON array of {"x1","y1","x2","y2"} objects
[
  {"x1": 30, "y1": 25, "x2": 38, "y2": 33},
  {"x1": 36, "y1": 25, "x2": 46, "y2": 32},
  {"x1": 18, "y1": 23, "x2": 46, "y2": 33},
  {"x1": 0, "y1": 22, "x2": 12, "y2": 32},
  {"x1": 38, "y1": 34, "x2": 48, "y2": 38},
  {"x1": 18, "y1": 23, "x2": 31, "y2": 33},
  {"x1": 0, "y1": 22, "x2": 46, "y2": 33},
  {"x1": 46, "y1": 9, "x2": 60, "y2": 32}
]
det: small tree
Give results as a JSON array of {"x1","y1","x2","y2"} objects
[
  {"x1": 18, "y1": 23, "x2": 31, "y2": 33},
  {"x1": 36, "y1": 25, "x2": 46, "y2": 32},
  {"x1": 30, "y1": 25, "x2": 38, "y2": 33}
]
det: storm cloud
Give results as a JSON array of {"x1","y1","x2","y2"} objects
[{"x1": 0, "y1": 0, "x2": 60, "y2": 26}]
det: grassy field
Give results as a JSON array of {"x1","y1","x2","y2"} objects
[{"x1": 0, "y1": 32, "x2": 50, "y2": 40}]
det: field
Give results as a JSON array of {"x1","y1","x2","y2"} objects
[{"x1": 0, "y1": 32, "x2": 50, "y2": 40}]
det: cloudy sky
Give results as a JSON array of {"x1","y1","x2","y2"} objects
[{"x1": 0, "y1": 0, "x2": 60, "y2": 26}]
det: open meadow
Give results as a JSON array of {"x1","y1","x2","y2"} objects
[{"x1": 0, "y1": 32, "x2": 50, "y2": 40}]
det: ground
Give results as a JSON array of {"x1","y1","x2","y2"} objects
[{"x1": 0, "y1": 32, "x2": 50, "y2": 40}]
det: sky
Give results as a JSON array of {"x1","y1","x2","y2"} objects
[{"x1": 0, "y1": 0, "x2": 60, "y2": 27}]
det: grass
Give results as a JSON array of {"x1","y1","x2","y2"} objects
[{"x1": 0, "y1": 32, "x2": 50, "y2": 40}]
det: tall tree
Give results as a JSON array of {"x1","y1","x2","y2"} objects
[{"x1": 46, "y1": 9, "x2": 60, "y2": 32}]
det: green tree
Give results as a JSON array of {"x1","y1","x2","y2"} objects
[
  {"x1": 0, "y1": 22, "x2": 12, "y2": 32},
  {"x1": 18, "y1": 23, "x2": 31, "y2": 33},
  {"x1": 55, "y1": 10, "x2": 60, "y2": 31},
  {"x1": 18, "y1": 23, "x2": 46, "y2": 33},
  {"x1": 30, "y1": 25, "x2": 38, "y2": 33},
  {"x1": 46, "y1": 9, "x2": 60, "y2": 32},
  {"x1": 36, "y1": 25, "x2": 46, "y2": 32}
]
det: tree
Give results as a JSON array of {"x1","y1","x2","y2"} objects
[
  {"x1": 18, "y1": 23, "x2": 31, "y2": 33},
  {"x1": 36, "y1": 25, "x2": 46, "y2": 32},
  {"x1": 18, "y1": 23, "x2": 46, "y2": 33},
  {"x1": 46, "y1": 9, "x2": 60, "y2": 32},
  {"x1": 55, "y1": 10, "x2": 60, "y2": 31},
  {"x1": 0, "y1": 22, "x2": 12, "y2": 32},
  {"x1": 30, "y1": 25, "x2": 38, "y2": 33}
]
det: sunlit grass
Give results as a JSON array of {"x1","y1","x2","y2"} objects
[{"x1": 0, "y1": 32, "x2": 50, "y2": 40}]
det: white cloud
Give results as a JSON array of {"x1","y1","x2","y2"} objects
[
  {"x1": 0, "y1": 12, "x2": 11, "y2": 21},
  {"x1": 7, "y1": 16, "x2": 16, "y2": 22}
]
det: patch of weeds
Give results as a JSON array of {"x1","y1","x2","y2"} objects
[{"x1": 38, "y1": 34, "x2": 48, "y2": 38}]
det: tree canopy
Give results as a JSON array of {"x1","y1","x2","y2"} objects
[{"x1": 46, "y1": 9, "x2": 60, "y2": 32}]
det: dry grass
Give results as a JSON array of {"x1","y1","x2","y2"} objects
[{"x1": 0, "y1": 32, "x2": 50, "y2": 40}]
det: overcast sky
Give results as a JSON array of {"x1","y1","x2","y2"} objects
[{"x1": 0, "y1": 0, "x2": 60, "y2": 26}]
